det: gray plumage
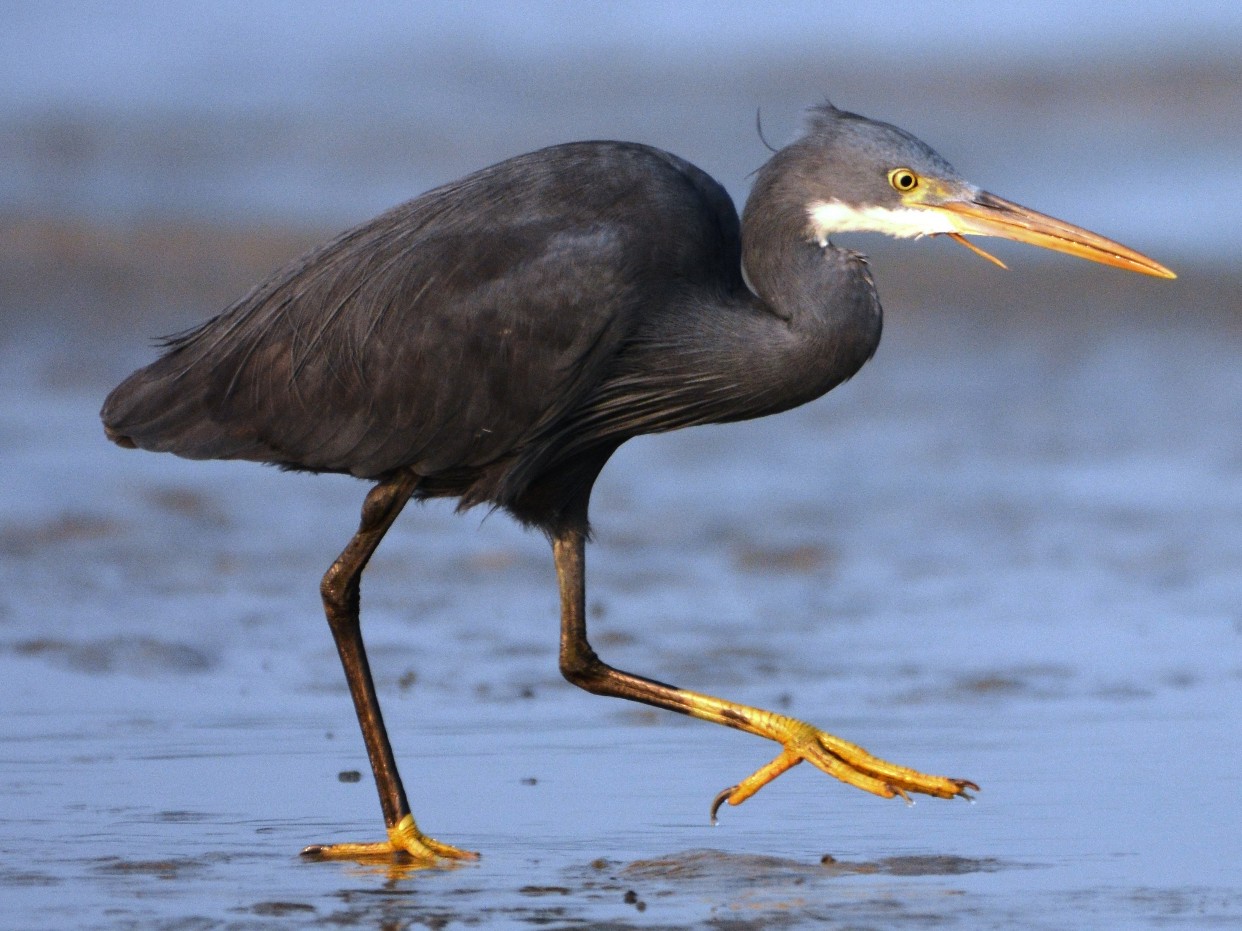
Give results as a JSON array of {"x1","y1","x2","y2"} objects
[
  {"x1": 100, "y1": 101, "x2": 1168, "y2": 859},
  {"x1": 103, "y1": 105, "x2": 888, "y2": 533}
]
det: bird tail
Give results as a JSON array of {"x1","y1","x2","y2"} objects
[{"x1": 100, "y1": 343, "x2": 265, "y2": 462}]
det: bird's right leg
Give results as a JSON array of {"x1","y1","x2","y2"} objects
[
  {"x1": 301, "y1": 472, "x2": 476, "y2": 865},
  {"x1": 553, "y1": 528, "x2": 975, "y2": 820}
]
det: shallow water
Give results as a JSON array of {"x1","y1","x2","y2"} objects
[
  {"x1": 3, "y1": 253, "x2": 1241, "y2": 927},
  {"x1": 3, "y1": 4, "x2": 1242, "y2": 928}
]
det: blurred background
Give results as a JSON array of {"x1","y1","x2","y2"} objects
[
  {"x1": 3, "y1": 2, "x2": 1238, "y2": 245},
  {"x1": 2, "y1": 3, "x2": 1240, "y2": 928},
  {"x1": 4, "y1": 1, "x2": 1239, "y2": 375}
]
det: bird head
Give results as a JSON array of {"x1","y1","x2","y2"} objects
[{"x1": 796, "y1": 103, "x2": 1174, "y2": 279}]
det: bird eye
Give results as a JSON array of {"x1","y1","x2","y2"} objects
[{"x1": 888, "y1": 168, "x2": 919, "y2": 192}]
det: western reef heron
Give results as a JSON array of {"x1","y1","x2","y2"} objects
[{"x1": 102, "y1": 102, "x2": 1174, "y2": 863}]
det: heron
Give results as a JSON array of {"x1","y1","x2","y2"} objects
[{"x1": 101, "y1": 102, "x2": 1174, "y2": 864}]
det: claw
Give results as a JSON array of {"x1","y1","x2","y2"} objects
[
  {"x1": 300, "y1": 814, "x2": 478, "y2": 865},
  {"x1": 710, "y1": 785, "x2": 737, "y2": 825},
  {"x1": 703, "y1": 712, "x2": 977, "y2": 821},
  {"x1": 953, "y1": 779, "x2": 980, "y2": 802}
]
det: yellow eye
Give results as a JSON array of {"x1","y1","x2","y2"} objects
[{"x1": 888, "y1": 168, "x2": 919, "y2": 192}]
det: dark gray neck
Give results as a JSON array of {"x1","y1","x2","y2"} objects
[{"x1": 736, "y1": 154, "x2": 884, "y2": 407}]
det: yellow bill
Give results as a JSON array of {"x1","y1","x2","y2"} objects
[{"x1": 933, "y1": 191, "x2": 1176, "y2": 279}]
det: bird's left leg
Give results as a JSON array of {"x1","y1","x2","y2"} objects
[
  {"x1": 553, "y1": 529, "x2": 976, "y2": 820},
  {"x1": 301, "y1": 472, "x2": 477, "y2": 865}
]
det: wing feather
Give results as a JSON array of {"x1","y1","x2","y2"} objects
[{"x1": 102, "y1": 142, "x2": 743, "y2": 511}]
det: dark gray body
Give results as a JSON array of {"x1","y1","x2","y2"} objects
[
  {"x1": 98, "y1": 106, "x2": 1004, "y2": 855},
  {"x1": 102, "y1": 136, "x2": 883, "y2": 533}
]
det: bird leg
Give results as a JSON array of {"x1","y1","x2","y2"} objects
[
  {"x1": 301, "y1": 472, "x2": 477, "y2": 864},
  {"x1": 553, "y1": 529, "x2": 977, "y2": 821}
]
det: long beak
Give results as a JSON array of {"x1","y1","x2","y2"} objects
[{"x1": 933, "y1": 191, "x2": 1176, "y2": 279}]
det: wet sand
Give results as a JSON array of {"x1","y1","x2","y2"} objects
[{"x1": 2, "y1": 217, "x2": 1240, "y2": 928}]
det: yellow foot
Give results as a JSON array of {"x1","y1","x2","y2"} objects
[
  {"x1": 300, "y1": 814, "x2": 479, "y2": 864},
  {"x1": 710, "y1": 715, "x2": 978, "y2": 823}
]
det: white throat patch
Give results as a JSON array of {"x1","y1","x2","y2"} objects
[{"x1": 807, "y1": 199, "x2": 956, "y2": 245}]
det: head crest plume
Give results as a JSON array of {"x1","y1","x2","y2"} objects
[{"x1": 804, "y1": 100, "x2": 857, "y2": 133}]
